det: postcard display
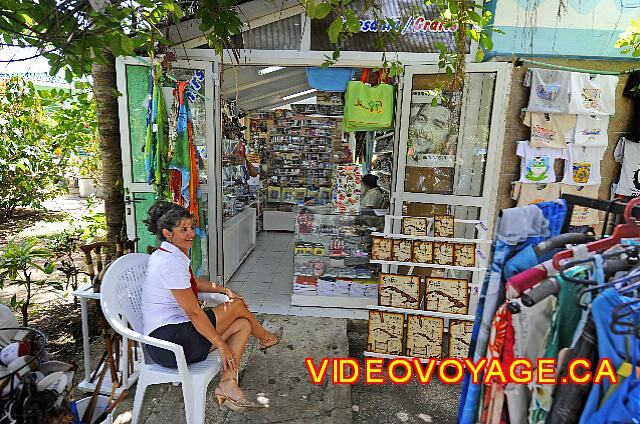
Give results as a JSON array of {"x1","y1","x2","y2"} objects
[
  {"x1": 291, "y1": 209, "x2": 384, "y2": 308},
  {"x1": 366, "y1": 215, "x2": 488, "y2": 360}
]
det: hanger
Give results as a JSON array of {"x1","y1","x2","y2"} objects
[
  {"x1": 533, "y1": 232, "x2": 594, "y2": 257},
  {"x1": 552, "y1": 197, "x2": 640, "y2": 269},
  {"x1": 610, "y1": 297, "x2": 640, "y2": 336},
  {"x1": 558, "y1": 246, "x2": 640, "y2": 286}
]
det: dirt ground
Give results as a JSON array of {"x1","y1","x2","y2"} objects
[{"x1": 0, "y1": 194, "x2": 105, "y2": 362}]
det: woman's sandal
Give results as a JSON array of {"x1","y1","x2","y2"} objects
[
  {"x1": 259, "y1": 327, "x2": 283, "y2": 354},
  {"x1": 214, "y1": 386, "x2": 265, "y2": 411}
]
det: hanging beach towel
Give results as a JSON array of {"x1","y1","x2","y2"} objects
[
  {"x1": 343, "y1": 69, "x2": 394, "y2": 132},
  {"x1": 306, "y1": 67, "x2": 355, "y2": 92},
  {"x1": 144, "y1": 63, "x2": 169, "y2": 194}
]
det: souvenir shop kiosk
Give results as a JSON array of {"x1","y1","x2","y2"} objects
[{"x1": 115, "y1": 0, "x2": 512, "y2": 362}]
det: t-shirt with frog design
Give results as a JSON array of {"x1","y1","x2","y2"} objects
[
  {"x1": 562, "y1": 144, "x2": 606, "y2": 186},
  {"x1": 517, "y1": 140, "x2": 565, "y2": 184}
]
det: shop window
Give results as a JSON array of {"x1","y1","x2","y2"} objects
[{"x1": 404, "y1": 72, "x2": 495, "y2": 196}]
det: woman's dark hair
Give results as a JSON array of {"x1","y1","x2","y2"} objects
[
  {"x1": 363, "y1": 174, "x2": 379, "y2": 189},
  {"x1": 143, "y1": 200, "x2": 192, "y2": 241}
]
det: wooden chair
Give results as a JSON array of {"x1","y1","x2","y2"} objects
[{"x1": 79, "y1": 236, "x2": 139, "y2": 386}]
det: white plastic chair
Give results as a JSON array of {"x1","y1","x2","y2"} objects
[{"x1": 100, "y1": 253, "x2": 228, "y2": 424}]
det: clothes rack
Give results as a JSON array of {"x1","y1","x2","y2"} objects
[{"x1": 561, "y1": 193, "x2": 640, "y2": 233}]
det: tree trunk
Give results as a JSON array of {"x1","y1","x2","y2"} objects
[{"x1": 92, "y1": 51, "x2": 125, "y2": 256}]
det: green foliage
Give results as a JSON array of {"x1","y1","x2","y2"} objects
[
  {"x1": 47, "y1": 229, "x2": 85, "y2": 296},
  {"x1": 0, "y1": 0, "x2": 242, "y2": 78},
  {"x1": 616, "y1": 19, "x2": 640, "y2": 57},
  {"x1": 0, "y1": 76, "x2": 99, "y2": 218},
  {"x1": 0, "y1": 238, "x2": 57, "y2": 326}
]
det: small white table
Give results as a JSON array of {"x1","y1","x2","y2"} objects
[{"x1": 72, "y1": 283, "x2": 139, "y2": 396}]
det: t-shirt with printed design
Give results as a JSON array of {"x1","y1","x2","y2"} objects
[
  {"x1": 516, "y1": 140, "x2": 565, "y2": 184},
  {"x1": 568, "y1": 73, "x2": 618, "y2": 116},
  {"x1": 526, "y1": 69, "x2": 571, "y2": 113},
  {"x1": 574, "y1": 115, "x2": 609, "y2": 147},
  {"x1": 523, "y1": 112, "x2": 576, "y2": 149},
  {"x1": 562, "y1": 144, "x2": 606, "y2": 186}
]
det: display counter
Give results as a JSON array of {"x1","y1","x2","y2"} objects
[
  {"x1": 291, "y1": 209, "x2": 384, "y2": 308},
  {"x1": 223, "y1": 207, "x2": 256, "y2": 282}
]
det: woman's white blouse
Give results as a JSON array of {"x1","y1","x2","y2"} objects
[{"x1": 142, "y1": 241, "x2": 192, "y2": 335}]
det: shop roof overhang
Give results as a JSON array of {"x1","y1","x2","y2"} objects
[{"x1": 167, "y1": 0, "x2": 304, "y2": 49}]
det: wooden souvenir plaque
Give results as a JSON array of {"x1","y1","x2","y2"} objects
[
  {"x1": 405, "y1": 315, "x2": 444, "y2": 359},
  {"x1": 449, "y1": 320, "x2": 474, "y2": 359},
  {"x1": 367, "y1": 311, "x2": 405, "y2": 355},
  {"x1": 433, "y1": 242, "x2": 454, "y2": 265},
  {"x1": 412, "y1": 241, "x2": 433, "y2": 263},
  {"x1": 425, "y1": 278, "x2": 469, "y2": 314},
  {"x1": 433, "y1": 214, "x2": 455, "y2": 238},
  {"x1": 402, "y1": 217, "x2": 428, "y2": 236},
  {"x1": 392, "y1": 239, "x2": 413, "y2": 262},
  {"x1": 378, "y1": 273, "x2": 422, "y2": 309},
  {"x1": 372, "y1": 237, "x2": 393, "y2": 261},
  {"x1": 453, "y1": 243, "x2": 476, "y2": 268}
]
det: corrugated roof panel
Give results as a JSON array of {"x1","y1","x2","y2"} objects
[
  {"x1": 310, "y1": 0, "x2": 469, "y2": 53},
  {"x1": 231, "y1": 14, "x2": 302, "y2": 50}
]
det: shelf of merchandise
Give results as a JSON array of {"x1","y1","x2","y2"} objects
[
  {"x1": 363, "y1": 351, "x2": 439, "y2": 364},
  {"x1": 290, "y1": 294, "x2": 375, "y2": 308},
  {"x1": 370, "y1": 232, "x2": 491, "y2": 243},
  {"x1": 223, "y1": 208, "x2": 256, "y2": 282},
  {"x1": 366, "y1": 305, "x2": 475, "y2": 321},
  {"x1": 369, "y1": 260, "x2": 486, "y2": 273}
]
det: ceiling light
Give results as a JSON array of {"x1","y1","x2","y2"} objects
[
  {"x1": 258, "y1": 66, "x2": 285, "y2": 75},
  {"x1": 282, "y1": 89, "x2": 317, "y2": 101}
]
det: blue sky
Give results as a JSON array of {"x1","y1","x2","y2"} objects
[{"x1": 0, "y1": 46, "x2": 52, "y2": 74}]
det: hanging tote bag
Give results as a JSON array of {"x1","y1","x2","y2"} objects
[{"x1": 343, "y1": 69, "x2": 394, "y2": 132}]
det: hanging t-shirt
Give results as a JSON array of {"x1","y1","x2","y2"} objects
[
  {"x1": 523, "y1": 112, "x2": 576, "y2": 149},
  {"x1": 560, "y1": 184, "x2": 601, "y2": 226},
  {"x1": 517, "y1": 140, "x2": 564, "y2": 184},
  {"x1": 562, "y1": 144, "x2": 606, "y2": 186},
  {"x1": 623, "y1": 72, "x2": 640, "y2": 142},
  {"x1": 568, "y1": 72, "x2": 618, "y2": 116},
  {"x1": 526, "y1": 69, "x2": 571, "y2": 113},
  {"x1": 614, "y1": 137, "x2": 640, "y2": 196},
  {"x1": 513, "y1": 181, "x2": 561, "y2": 206},
  {"x1": 574, "y1": 115, "x2": 610, "y2": 146}
]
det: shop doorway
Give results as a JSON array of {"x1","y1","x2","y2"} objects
[{"x1": 219, "y1": 64, "x2": 390, "y2": 318}]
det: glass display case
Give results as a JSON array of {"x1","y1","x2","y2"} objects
[
  {"x1": 222, "y1": 138, "x2": 258, "y2": 223},
  {"x1": 291, "y1": 208, "x2": 384, "y2": 308}
]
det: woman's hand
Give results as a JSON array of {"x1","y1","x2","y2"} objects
[
  {"x1": 225, "y1": 288, "x2": 248, "y2": 307},
  {"x1": 216, "y1": 341, "x2": 237, "y2": 372}
]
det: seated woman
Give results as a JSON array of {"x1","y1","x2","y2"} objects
[{"x1": 141, "y1": 200, "x2": 281, "y2": 411}]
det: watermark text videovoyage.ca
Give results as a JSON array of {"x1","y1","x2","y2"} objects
[{"x1": 305, "y1": 357, "x2": 618, "y2": 385}]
